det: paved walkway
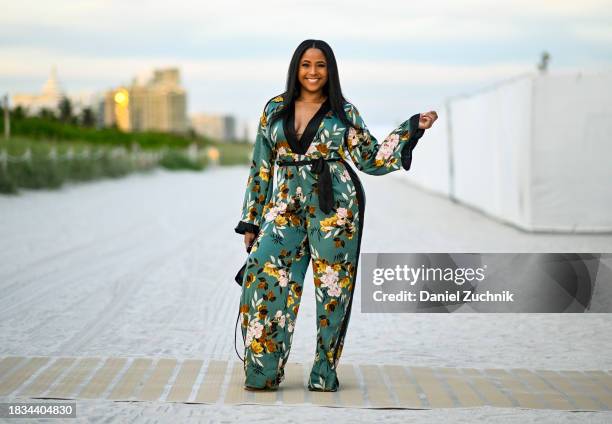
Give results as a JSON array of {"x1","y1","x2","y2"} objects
[
  {"x1": 2, "y1": 356, "x2": 611, "y2": 411},
  {"x1": 1, "y1": 167, "x2": 612, "y2": 422}
]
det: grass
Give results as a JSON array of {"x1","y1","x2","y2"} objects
[
  {"x1": 0, "y1": 114, "x2": 254, "y2": 194},
  {"x1": 0, "y1": 138, "x2": 218, "y2": 194},
  {"x1": 1, "y1": 115, "x2": 207, "y2": 148},
  {"x1": 215, "y1": 142, "x2": 253, "y2": 166}
]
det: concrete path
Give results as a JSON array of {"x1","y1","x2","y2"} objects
[
  {"x1": 1, "y1": 166, "x2": 611, "y2": 423},
  {"x1": 2, "y1": 356, "x2": 612, "y2": 412}
]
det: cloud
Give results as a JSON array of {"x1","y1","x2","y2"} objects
[
  {"x1": 4, "y1": 0, "x2": 611, "y2": 26},
  {"x1": 3, "y1": 0, "x2": 611, "y2": 47},
  {"x1": 573, "y1": 24, "x2": 612, "y2": 43},
  {"x1": 1, "y1": 0, "x2": 610, "y2": 125},
  {"x1": 0, "y1": 46, "x2": 535, "y2": 87}
]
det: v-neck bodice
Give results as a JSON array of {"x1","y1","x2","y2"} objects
[{"x1": 282, "y1": 98, "x2": 331, "y2": 155}]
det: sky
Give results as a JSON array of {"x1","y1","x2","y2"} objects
[{"x1": 1, "y1": 0, "x2": 611, "y2": 134}]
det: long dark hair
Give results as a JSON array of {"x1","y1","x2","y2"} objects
[{"x1": 268, "y1": 39, "x2": 355, "y2": 130}]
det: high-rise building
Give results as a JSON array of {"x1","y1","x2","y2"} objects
[
  {"x1": 104, "y1": 68, "x2": 188, "y2": 133},
  {"x1": 191, "y1": 114, "x2": 237, "y2": 141}
]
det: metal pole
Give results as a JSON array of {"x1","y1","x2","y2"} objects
[
  {"x1": 445, "y1": 97, "x2": 456, "y2": 203},
  {"x1": 3, "y1": 94, "x2": 10, "y2": 140}
]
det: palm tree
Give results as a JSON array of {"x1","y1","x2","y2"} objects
[
  {"x1": 81, "y1": 107, "x2": 95, "y2": 127},
  {"x1": 537, "y1": 51, "x2": 550, "y2": 74},
  {"x1": 58, "y1": 97, "x2": 73, "y2": 123}
]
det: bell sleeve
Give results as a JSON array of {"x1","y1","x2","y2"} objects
[
  {"x1": 343, "y1": 103, "x2": 425, "y2": 175},
  {"x1": 234, "y1": 104, "x2": 276, "y2": 236}
]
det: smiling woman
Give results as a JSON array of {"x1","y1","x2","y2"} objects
[
  {"x1": 233, "y1": 39, "x2": 438, "y2": 392},
  {"x1": 296, "y1": 48, "x2": 328, "y2": 98},
  {"x1": 290, "y1": 48, "x2": 330, "y2": 148}
]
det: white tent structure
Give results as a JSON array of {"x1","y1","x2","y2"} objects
[{"x1": 394, "y1": 71, "x2": 612, "y2": 232}]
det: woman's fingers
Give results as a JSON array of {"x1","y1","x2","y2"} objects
[
  {"x1": 419, "y1": 111, "x2": 439, "y2": 129},
  {"x1": 244, "y1": 232, "x2": 256, "y2": 252},
  {"x1": 419, "y1": 114, "x2": 433, "y2": 129},
  {"x1": 421, "y1": 111, "x2": 438, "y2": 129}
]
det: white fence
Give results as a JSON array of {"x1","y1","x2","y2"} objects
[
  {"x1": 0, "y1": 143, "x2": 217, "y2": 171},
  {"x1": 0, "y1": 146, "x2": 165, "y2": 170},
  {"x1": 393, "y1": 71, "x2": 612, "y2": 232}
]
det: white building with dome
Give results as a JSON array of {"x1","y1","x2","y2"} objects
[{"x1": 12, "y1": 68, "x2": 65, "y2": 115}]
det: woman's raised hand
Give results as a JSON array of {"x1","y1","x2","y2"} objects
[
  {"x1": 418, "y1": 111, "x2": 438, "y2": 130},
  {"x1": 244, "y1": 232, "x2": 256, "y2": 253}
]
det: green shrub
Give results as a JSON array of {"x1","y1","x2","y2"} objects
[
  {"x1": 159, "y1": 150, "x2": 205, "y2": 171},
  {"x1": 0, "y1": 139, "x2": 163, "y2": 193}
]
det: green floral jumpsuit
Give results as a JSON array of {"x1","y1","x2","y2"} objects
[{"x1": 234, "y1": 94, "x2": 424, "y2": 391}]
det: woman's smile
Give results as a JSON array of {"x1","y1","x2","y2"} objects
[{"x1": 298, "y1": 47, "x2": 329, "y2": 94}]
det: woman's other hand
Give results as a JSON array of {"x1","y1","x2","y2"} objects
[
  {"x1": 418, "y1": 111, "x2": 438, "y2": 130},
  {"x1": 244, "y1": 232, "x2": 256, "y2": 253}
]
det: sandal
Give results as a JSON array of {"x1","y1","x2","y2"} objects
[
  {"x1": 244, "y1": 385, "x2": 278, "y2": 392},
  {"x1": 307, "y1": 386, "x2": 337, "y2": 392}
]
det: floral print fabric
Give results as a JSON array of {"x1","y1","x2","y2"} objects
[{"x1": 235, "y1": 95, "x2": 423, "y2": 390}]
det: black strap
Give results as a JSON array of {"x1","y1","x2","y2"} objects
[
  {"x1": 276, "y1": 157, "x2": 341, "y2": 214},
  {"x1": 234, "y1": 308, "x2": 244, "y2": 363}
]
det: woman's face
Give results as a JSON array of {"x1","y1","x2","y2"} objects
[{"x1": 298, "y1": 48, "x2": 328, "y2": 95}]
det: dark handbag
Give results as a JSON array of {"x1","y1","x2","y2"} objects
[
  {"x1": 234, "y1": 241, "x2": 254, "y2": 286},
  {"x1": 235, "y1": 262, "x2": 246, "y2": 286}
]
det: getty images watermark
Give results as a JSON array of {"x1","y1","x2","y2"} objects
[{"x1": 360, "y1": 253, "x2": 612, "y2": 313}]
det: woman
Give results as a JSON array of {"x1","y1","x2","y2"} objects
[{"x1": 234, "y1": 39, "x2": 438, "y2": 392}]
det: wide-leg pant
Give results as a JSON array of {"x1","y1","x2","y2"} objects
[{"x1": 238, "y1": 160, "x2": 365, "y2": 391}]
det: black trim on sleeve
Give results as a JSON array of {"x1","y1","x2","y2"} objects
[
  {"x1": 408, "y1": 113, "x2": 425, "y2": 141},
  {"x1": 234, "y1": 221, "x2": 260, "y2": 236},
  {"x1": 401, "y1": 114, "x2": 426, "y2": 171}
]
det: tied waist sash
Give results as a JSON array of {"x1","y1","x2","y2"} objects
[{"x1": 276, "y1": 156, "x2": 341, "y2": 214}]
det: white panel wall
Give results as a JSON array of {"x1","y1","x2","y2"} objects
[
  {"x1": 450, "y1": 76, "x2": 533, "y2": 226},
  {"x1": 530, "y1": 73, "x2": 612, "y2": 231},
  {"x1": 391, "y1": 72, "x2": 612, "y2": 232}
]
